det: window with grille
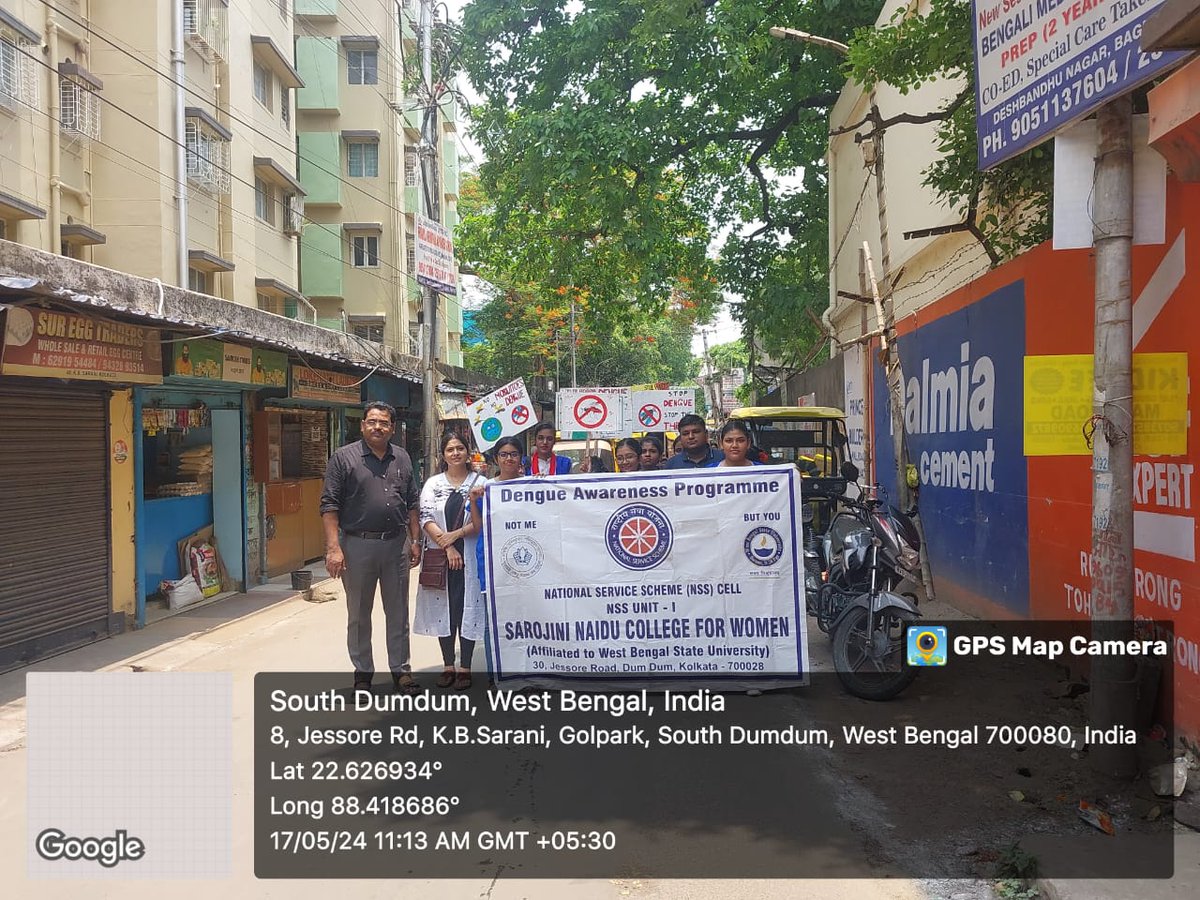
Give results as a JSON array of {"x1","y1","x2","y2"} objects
[
  {"x1": 253, "y1": 62, "x2": 272, "y2": 110},
  {"x1": 351, "y1": 318, "x2": 385, "y2": 343},
  {"x1": 347, "y1": 141, "x2": 379, "y2": 178},
  {"x1": 347, "y1": 50, "x2": 378, "y2": 85},
  {"x1": 351, "y1": 235, "x2": 379, "y2": 268},
  {"x1": 257, "y1": 292, "x2": 284, "y2": 315},
  {"x1": 404, "y1": 146, "x2": 419, "y2": 186},
  {"x1": 280, "y1": 87, "x2": 290, "y2": 129},
  {"x1": 183, "y1": 0, "x2": 227, "y2": 62},
  {"x1": 185, "y1": 118, "x2": 231, "y2": 193},
  {"x1": 0, "y1": 33, "x2": 38, "y2": 109},
  {"x1": 188, "y1": 268, "x2": 209, "y2": 293},
  {"x1": 283, "y1": 192, "x2": 303, "y2": 236},
  {"x1": 255, "y1": 177, "x2": 275, "y2": 224},
  {"x1": 406, "y1": 237, "x2": 416, "y2": 274},
  {"x1": 60, "y1": 79, "x2": 101, "y2": 142}
]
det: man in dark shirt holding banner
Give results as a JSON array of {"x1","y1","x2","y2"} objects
[{"x1": 320, "y1": 401, "x2": 423, "y2": 694}]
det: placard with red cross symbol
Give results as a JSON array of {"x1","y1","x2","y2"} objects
[
  {"x1": 573, "y1": 394, "x2": 608, "y2": 430},
  {"x1": 638, "y1": 403, "x2": 662, "y2": 428}
]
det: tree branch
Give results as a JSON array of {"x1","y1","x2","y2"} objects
[
  {"x1": 830, "y1": 89, "x2": 970, "y2": 139},
  {"x1": 666, "y1": 94, "x2": 840, "y2": 160}
]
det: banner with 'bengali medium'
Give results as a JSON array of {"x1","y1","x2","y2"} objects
[{"x1": 484, "y1": 465, "x2": 808, "y2": 688}]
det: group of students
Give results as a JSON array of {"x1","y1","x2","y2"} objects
[
  {"x1": 418, "y1": 414, "x2": 767, "y2": 688},
  {"x1": 612, "y1": 414, "x2": 762, "y2": 472},
  {"x1": 320, "y1": 402, "x2": 764, "y2": 695}
]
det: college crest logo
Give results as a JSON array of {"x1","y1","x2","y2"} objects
[
  {"x1": 605, "y1": 503, "x2": 673, "y2": 571},
  {"x1": 743, "y1": 527, "x2": 784, "y2": 567},
  {"x1": 501, "y1": 535, "x2": 544, "y2": 579}
]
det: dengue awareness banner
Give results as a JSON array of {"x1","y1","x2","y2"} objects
[
  {"x1": 555, "y1": 386, "x2": 633, "y2": 436},
  {"x1": 466, "y1": 378, "x2": 536, "y2": 450},
  {"x1": 630, "y1": 388, "x2": 695, "y2": 432},
  {"x1": 484, "y1": 465, "x2": 808, "y2": 688}
]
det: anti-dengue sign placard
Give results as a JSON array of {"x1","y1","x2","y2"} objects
[{"x1": 483, "y1": 465, "x2": 808, "y2": 687}]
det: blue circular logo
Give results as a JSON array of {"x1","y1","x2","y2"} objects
[
  {"x1": 481, "y1": 417, "x2": 503, "y2": 441},
  {"x1": 605, "y1": 503, "x2": 673, "y2": 571},
  {"x1": 744, "y1": 526, "x2": 784, "y2": 567}
]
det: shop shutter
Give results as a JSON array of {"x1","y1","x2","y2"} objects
[{"x1": 0, "y1": 384, "x2": 113, "y2": 671}]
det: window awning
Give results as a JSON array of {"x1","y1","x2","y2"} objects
[
  {"x1": 0, "y1": 190, "x2": 46, "y2": 221},
  {"x1": 342, "y1": 222, "x2": 383, "y2": 233},
  {"x1": 60, "y1": 224, "x2": 106, "y2": 246},
  {"x1": 184, "y1": 106, "x2": 233, "y2": 141},
  {"x1": 189, "y1": 249, "x2": 236, "y2": 273},
  {"x1": 253, "y1": 157, "x2": 305, "y2": 195},
  {"x1": 250, "y1": 35, "x2": 305, "y2": 89}
]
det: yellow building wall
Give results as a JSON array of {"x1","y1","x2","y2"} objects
[{"x1": 108, "y1": 389, "x2": 136, "y2": 619}]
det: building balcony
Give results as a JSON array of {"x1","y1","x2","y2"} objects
[
  {"x1": 295, "y1": 0, "x2": 338, "y2": 19},
  {"x1": 296, "y1": 37, "x2": 340, "y2": 113}
]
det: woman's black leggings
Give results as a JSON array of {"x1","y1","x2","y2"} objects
[{"x1": 439, "y1": 566, "x2": 475, "y2": 667}]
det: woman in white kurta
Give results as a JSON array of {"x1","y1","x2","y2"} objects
[{"x1": 414, "y1": 432, "x2": 485, "y2": 689}]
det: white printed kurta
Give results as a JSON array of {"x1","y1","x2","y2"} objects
[{"x1": 414, "y1": 473, "x2": 486, "y2": 640}]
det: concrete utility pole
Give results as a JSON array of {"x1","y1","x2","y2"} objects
[
  {"x1": 1089, "y1": 96, "x2": 1138, "y2": 778},
  {"x1": 770, "y1": 24, "x2": 933, "y2": 599},
  {"x1": 569, "y1": 296, "x2": 577, "y2": 387},
  {"x1": 699, "y1": 327, "x2": 721, "y2": 422},
  {"x1": 419, "y1": 0, "x2": 440, "y2": 479}
]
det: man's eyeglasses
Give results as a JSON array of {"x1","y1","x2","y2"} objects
[
  {"x1": 364, "y1": 420, "x2": 393, "y2": 429},
  {"x1": 496, "y1": 451, "x2": 521, "y2": 460}
]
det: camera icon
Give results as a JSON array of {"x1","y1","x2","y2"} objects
[{"x1": 906, "y1": 626, "x2": 947, "y2": 666}]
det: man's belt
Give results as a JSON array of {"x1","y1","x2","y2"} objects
[{"x1": 343, "y1": 529, "x2": 405, "y2": 540}]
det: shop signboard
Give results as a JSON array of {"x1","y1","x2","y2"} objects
[
  {"x1": 414, "y1": 214, "x2": 457, "y2": 296},
  {"x1": 168, "y1": 339, "x2": 288, "y2": 387},
  {"x1": 630, "y1": 389, "x2": 695, "y2": 433},
  {"x1": 171, "y1": 338, "x2": 224, "y2": 379},
  {"x1": 1, "y1": 307, "x2": 162, "y2": 384},
  {"x1": 972, "y1": 0, "x2": 1186, "y2": 169},
  {"x1": 555, "y1": 387, "x2": 632, "y2": 437},
  {"x1": 289, "y1": 364, "x2": 362, "y2": 404},
  {"x1": 466, "y1": 378, "x2": 536, "y2": 450},
  {"x1": 231, "y1": 345, "x2": 287, "y2": 387}
]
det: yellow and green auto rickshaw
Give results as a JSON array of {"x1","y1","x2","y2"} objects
[{"x1": 727, "y1": 405, "x2": 852, "y2": 532}]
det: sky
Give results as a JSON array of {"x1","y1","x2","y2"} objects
[{"x1": 441, "y1": 0, "x2": 744, "y2": 359}]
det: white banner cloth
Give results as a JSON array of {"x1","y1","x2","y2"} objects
[{"x1": 483, "y1": 465, "x2": 808, "y2": 688}]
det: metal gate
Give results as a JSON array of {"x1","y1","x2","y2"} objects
[{"x1": 0, "y1": 383, "x2": 114, "y2": 670}]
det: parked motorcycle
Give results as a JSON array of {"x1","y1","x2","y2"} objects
[
  {"x1": 804, "y1": 463, "x2": 923, "y2": 700},
  {"x1": 805, "y1": 463, "x2": 921, "y2": 633}
]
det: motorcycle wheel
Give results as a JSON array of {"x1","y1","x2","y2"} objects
[{"x1": 831, "y1": 606, "x2": 918, "y2": 701}]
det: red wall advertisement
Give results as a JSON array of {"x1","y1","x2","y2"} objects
[{"x1": 878, "y1": 178, "x2": 1199, "y2": 736}]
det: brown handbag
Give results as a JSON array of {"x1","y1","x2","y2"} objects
[
  {"x1": 418, "y1": 474, "x2": 478, "y2": 590},
  {"x1": 418, "y1": 547, "x2": 448, "y2": 589}
]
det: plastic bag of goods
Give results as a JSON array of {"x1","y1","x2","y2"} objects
[
  {"x1": 161, "y1": 576, "x2": 204, "y2": 610},
  {"x1": 189, "y1": 542, "x2": 222, "y2": 597}
]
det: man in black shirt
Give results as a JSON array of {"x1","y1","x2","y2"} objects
[{"x1": 320, "y1": 401, "x2": 422, "y2": 694}]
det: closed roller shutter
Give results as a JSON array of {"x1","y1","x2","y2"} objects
[{"x1": 0, "y1": 383, "x2": 113, "y2": 671}]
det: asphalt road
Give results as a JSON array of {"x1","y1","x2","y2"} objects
[{"x1": 0, "y1": 580, "x2": 986, "y2": 899}]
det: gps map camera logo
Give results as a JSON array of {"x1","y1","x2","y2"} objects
[
  {"x1": 907, "y1": 626, "x2": 947, "y2": 666},
  {"x1": 606, "y1": 503, "x2": 673, "y2": 571}
]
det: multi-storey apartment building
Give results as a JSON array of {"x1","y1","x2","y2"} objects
[
  {"x1": 0, "y1": 0, "x2": 306, "y2": 312},
  {"x1": 294, "y1": 0, "x2": 462, "y2": 363}
]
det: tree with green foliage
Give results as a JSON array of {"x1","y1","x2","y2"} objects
[
  {"x1": 456, "y1": 0, "x2": 1054, "y2": 375},
  {"x1": 459, "y1": 0, "x2": 882, "y2": 368},
  {"x1": 844, "y1": 0, "x2": 1053, "y2": 260}
]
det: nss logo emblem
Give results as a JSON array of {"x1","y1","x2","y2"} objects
[{"x1": 605, "y1": 503, "x2": 673, "y2": 571}]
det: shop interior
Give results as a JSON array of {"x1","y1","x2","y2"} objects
[{"x1": 141, "y1": 402, "x2": 245, "y2": 618}]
